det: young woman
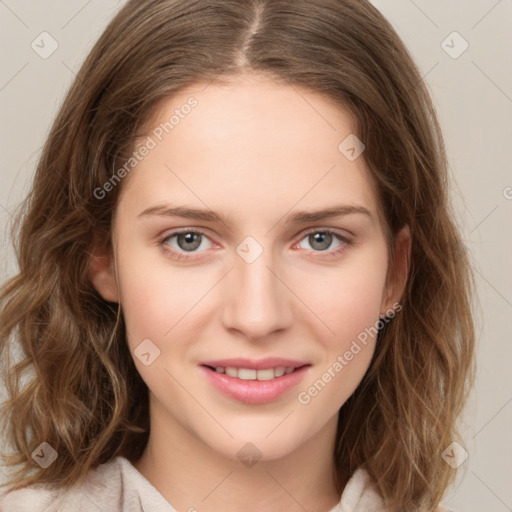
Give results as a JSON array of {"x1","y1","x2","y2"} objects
[{"x1": 0, "y1": 1, "x2": 475, "y2": 511}]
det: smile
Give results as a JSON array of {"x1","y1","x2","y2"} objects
[{"x1": 199, "y1": 364, "x2": 311, "y2": 404}]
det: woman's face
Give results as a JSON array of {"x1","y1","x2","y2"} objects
[{"x1": 93, "y1": 72, "x2": 408, "y2": 463}]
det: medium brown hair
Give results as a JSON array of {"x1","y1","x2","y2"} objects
[{"x1": 0, "y1": 1, "x2": 475, "y2": 510}]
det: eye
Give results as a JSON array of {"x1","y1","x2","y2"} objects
[
  {"x1": 158, "y1": 229, "x2": 213, "y2": 261},
  {"x1": 296, "y1": 229, "x2": 352, "y2": 257}
]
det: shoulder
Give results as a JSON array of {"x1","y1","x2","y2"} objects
[
  {"x1": 0, "y1": 482, "x2": 56, "y2": 512},
  {"x1": 0, "y1": 456, "x2": 126, "y2": 512},
  {"x1": 336, "y1": 468, "x2": 457, "y2": 512}
]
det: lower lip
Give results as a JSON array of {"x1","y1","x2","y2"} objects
[{"x1": 199, "y1": 365, "x2": 311, "y2": 405}]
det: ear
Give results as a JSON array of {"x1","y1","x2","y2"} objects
[
  {"x1": 88, "y1": 235, "x2": 119, "y2": 303},
  {"x1": 380, "y1": 225, "x2": 411, "y2": 314}
]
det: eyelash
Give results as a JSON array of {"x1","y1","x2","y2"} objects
[{"x1": 157, "y1": 227, "x2": 353, "y2": 262}]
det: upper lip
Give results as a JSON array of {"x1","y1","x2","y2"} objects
[{"x1": 200, "y1": 357, "x2": 311, "y2": 370}]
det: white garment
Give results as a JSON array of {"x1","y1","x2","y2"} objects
[{"x1": 0, "y1": 455, "x2": 386, "y2": 512}]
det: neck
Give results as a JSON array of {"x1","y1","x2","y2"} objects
[{"x1": 133, "y1": 396, "x2": 342, "y2": 512}]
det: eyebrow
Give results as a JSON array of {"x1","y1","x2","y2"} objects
[{"x1": 138, "y1": 203, "x2": 372, "y2": 225}]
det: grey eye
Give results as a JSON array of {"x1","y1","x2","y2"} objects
[
  {"x1": 176, "y1": 232, "x2": 203, "y2": 251},
  {"x1": 307, "y1": 232, "x2": 333, "y2": 251}
]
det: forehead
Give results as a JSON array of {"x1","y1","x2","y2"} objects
[
  {"x1": 146, "y1": 73, "x2": 356, "y2": 161},
  {"x1": 117, "y1": 73, "x2": 381, "y2": 227}
]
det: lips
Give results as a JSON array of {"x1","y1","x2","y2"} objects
[{"x1": 199, "y1": 357, "x2": 311, "y2": 404}]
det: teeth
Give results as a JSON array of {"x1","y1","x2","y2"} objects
[
  {"x1": 225, "y1": 367, "x2": 238, "y2": 377},
  {"x1": 274, "y1": 367, "x2": 286, "y2": 377},
  {"x1": 238, "y1": 368, "x2": 257, "y2": 380},
  {"x1": 256, "y1": 369, "x2": 275, "y2": 381},
  {"x1": 213, "y1": 366, "x2": 295, "y2": 380}
]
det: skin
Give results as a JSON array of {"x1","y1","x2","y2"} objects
[{"x1": 89, "y1": 72, "x2": 410, "y2": 512}]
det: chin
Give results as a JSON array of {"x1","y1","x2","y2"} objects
[{"x1": 200, "y1": 426, "x2": 310, "y2": 464}]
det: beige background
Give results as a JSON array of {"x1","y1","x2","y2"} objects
[{"x1": 0, "y1": 1, "x2": 511, "y2": 510}]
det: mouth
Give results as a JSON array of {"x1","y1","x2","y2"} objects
[{"x1": 198, "y1": 359, "x2": 312, "y2": 404}]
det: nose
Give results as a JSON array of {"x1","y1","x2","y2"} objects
[{"x1": 220, "y1": 246, "x2": 294, "y2": 341}]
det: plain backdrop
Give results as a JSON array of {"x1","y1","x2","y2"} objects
[{"x1": 0, "y1": 1, "x2": 511, "y2": 511}]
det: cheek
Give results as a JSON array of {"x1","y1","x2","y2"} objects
[
  {"x1": 292, "y1": 245, "x2": 388, "y2": 411},
  {"x1": 114, "y1": 238, "x2": 210, "y2": 351},
  {"x1": 115, "y1": 249, "x2": 214, "y2": 398},
  {"x1": 295, "y1": 267, "x2": 386, "y2": 421},
  {"x1": 296, "y1": 245, "x2": 389, "y2": 347}
]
